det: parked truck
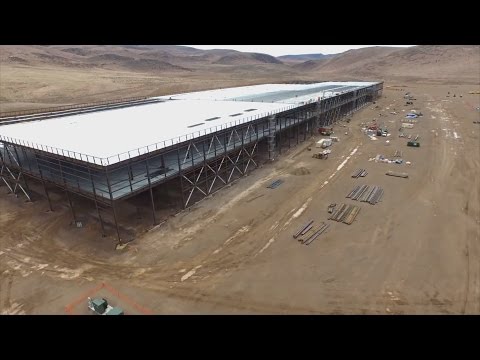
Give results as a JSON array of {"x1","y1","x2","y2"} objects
[{"x1": 316, "y1": 138, "x2": 333, "y2": 148}]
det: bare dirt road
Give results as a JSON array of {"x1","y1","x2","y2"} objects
[{"x1": 1, "y1": 84, "x2": 479, "y2": 314}]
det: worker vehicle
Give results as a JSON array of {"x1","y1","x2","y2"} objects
[
  {"x1": 88, "y1": 297, "x2": 124, "y2": 315},
  {"x1": 318, "y1": 127, "x2": 333, "y2": 136},
  {"x1": 313, "y1": 149, "x2": 331, "y2": 159}
]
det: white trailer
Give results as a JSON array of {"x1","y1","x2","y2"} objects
[{"x1": 316, "y1": 138, "x2": 333, "y2": 148}]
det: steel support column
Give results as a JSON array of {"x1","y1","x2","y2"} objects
[
  {"x1": 34, "y1": 152, "x2": 53, "y2": 212},
  {"x1": 57, "y1": 158, "x2": 77, "y2": 225},
  {"x1": 87, "y1": 165, "x2": 106, "y2": 237},
  {"x1": 145, "y1": 157, "x2": 158, "y2": 226},
  {"x1": 105, "y1": 167, "x2": 121, "y2": 244}
]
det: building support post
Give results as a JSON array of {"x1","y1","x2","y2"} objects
[
  {"x1": 145, "y1": 157, "x2": 158, "y2": 226},
  {"x1": 16, "y1": 146, "x2": 33, "y2": 197},
  {"x1": 35, "y1": 153, "x2": 53, "y2": 212},
  {"x1": 278, "y1": 117, "x2": 282, "y2": 155},
  {"x1": 176, "y1": 146, "x2": 186, "y2": 209},
  {"x1": 87, "y1": 165, "x2": 106, "y2": 237},
  {"x1": 57, "y1": 158, "x2": 77, "y2": 224},
  {"x1": 268, "y1": 115, "x2": 276, "y2": 161},
  {"x1": 105, "y1": 167, "x2": 121, "y2": 244}
]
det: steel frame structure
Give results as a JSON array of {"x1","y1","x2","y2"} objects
[{"x1": 0, "y1": 82, "x2": 383, "y2": 243}]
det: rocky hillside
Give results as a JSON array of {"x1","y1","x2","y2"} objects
[
  {"x1": 1, "y1": 45, "x2": 478, "y2": 112},
  {"x1": 293, "y1": 45, "x2": 480, "y2": 83}
]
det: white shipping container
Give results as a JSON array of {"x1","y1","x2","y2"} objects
[{"x1": 316, "y1": 138, "x2": 332, "y2": 148}]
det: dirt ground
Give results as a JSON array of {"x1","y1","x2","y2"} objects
[
  {"x1": 1, "y1": 83, "x2": 479, "y2": 314},
  {"x1": 0, "y1": 64, "x2": 297, "y2": 112}
]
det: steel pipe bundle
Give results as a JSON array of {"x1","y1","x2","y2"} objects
[
  {"x1": 329, "y1": 203, "x2": 360, "y2": 225},
  {"x1": 346, "y1": 185, "x2": 384, "y2": 205},
  {"x1": 347, "y1": 185, "x2": 366, "y2": 200},
  {"x1": 386, "y1": 171, "x2": 409, "y2": 178},
  {"x1": 351, "y1": 168, "x2": 368, "y2": 178},
  {"x1": 353, "y1": 185, "x2": 370, "y2": 200},
  {"x1": 329, "y1": 203, "x2": 346, "y2": 221},
  {"x1": 293, "y1": 220, "x2": 314, "y2": 239},
  {"x1": 366, "y1": 186, "x2": 383, "y2": 204},
  {"x1": 302, "y1": 223, "x2": 330, "y2": 245},
  {"x1": 368, "y1": 187, "x2": 384, "y2": 205},
  {"x1": 358, "y1": 186, "x2": 371, "y2": 202},
  {"x1": 346, "y1": 185, "x2": 361, "y2": 198},
  {"x1": 344, "y1": 206, "x2": 361, "y2": 225}
]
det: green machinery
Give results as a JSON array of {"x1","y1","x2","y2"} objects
[{"x1": 87, "y1": 297, "x2": 124, "y2": 315}]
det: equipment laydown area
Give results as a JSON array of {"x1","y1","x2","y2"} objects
[{"x1": 0, "y1": 83, "x2": 479, "y2": 314}]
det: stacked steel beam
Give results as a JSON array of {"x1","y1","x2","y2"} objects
[
  {"x1": 302, "y1": 223, "x2": 330, "y2": 245},
  {"x1": 292, "y1": 220, "x2": 329, "y2": 245},
  {"x1": 347, "y1": 184, "x2": 369, "y2": 200},
  {"x1": 351, "y1": 168, "x2": 368, "y2": 178},
  {"x1": 346, "y1": 185, "x2": 384, "y2": 205},
  {"x1": 328, "y1": 203, "x2": 360, "y2": 225},
  {"x1": 293, "y1": 220, "x2": 314, "y2": 239}
]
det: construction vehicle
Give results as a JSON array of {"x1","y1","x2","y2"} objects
[
  {"x1": 88, "y1": 297, "x2": 124, "y2": 315},
  {"x1": 318, "y1": 127, "x2": 333, "y2": 136},
  {"x1": 328, "y1": 203, "x2": 337, "y2": 214},
  {"x1": 313, "y1": 149, "x2": 331, "y2": 159}
]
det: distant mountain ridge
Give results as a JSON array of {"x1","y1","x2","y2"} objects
[
  {"x1": 2, "y1": 45, "x2": 478, "y2": 83},
  {"x1": 1, "y1": 45, "x2": 479, "y2": 111},
  {"x1": 277, "y1": 53, "x2": 336, "y2": 62}
]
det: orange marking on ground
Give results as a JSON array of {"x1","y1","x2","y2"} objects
[
  {"x1": 64, "y1": 282, "x2": 105, "y2": 314},
  {"x1": 103, "y1": 282, "x2": 154, "y2": 315},
  {"x1": 64, "y1": 282, "x2": 154, "y2": 315}
]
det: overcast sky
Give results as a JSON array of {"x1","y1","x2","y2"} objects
[{"x1": 185, "y1": 45, "x2": 414, "y2": 56}]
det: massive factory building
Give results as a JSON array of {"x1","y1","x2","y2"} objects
[{"x1": 0, "y1": 81, "x2": 383, "y2": 242}]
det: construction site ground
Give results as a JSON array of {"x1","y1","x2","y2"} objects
[{"x1": 1, "y1": 84, "x2": 479, "y2": 314}]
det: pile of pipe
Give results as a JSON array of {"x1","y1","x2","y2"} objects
[
  {"x1": 346, "y1": 185, "x2": 384, "y2": 205},
  {"x1": 386, "y1": 171, "x2": 408, "y2": 178},
  {"x1": 351, "y1": 168, "x2": 368, "y2": 178},
  {"x1": 293, "y1": 220, "x2": 329, "y2": 245},
  {"x1": 328, "y1": 203, "x2": 360, "y2": 225}
]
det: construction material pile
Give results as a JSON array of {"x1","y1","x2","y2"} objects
[
  {"x1": 328, "y1": 203, "x2": 361, "y2": 225},
  {"x1": 346, "y1": 185, "x2": 384, "y2": 205},
  {"x1": 370, "y1": 154, "x2": 405, "y2": 164},
  {"x1": 393, "y1": 150, "x2": 403, "y2": 157},
  {"x1": 267, "y1": 179, "x2": 283, "y2": 189},
  {"x1": 293, "y1": 220, "x2": 330, "y2": 245},
  {"x1": 386, "y1": 171, "x2": 409, "y2": 178},
  {"x1": 351, "y1": 168, "x2": 368, "y2": 178}
]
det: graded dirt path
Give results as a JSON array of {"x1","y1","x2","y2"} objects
[{"x1": 1, "y1": 84, "x2": 479, "y2": 314}]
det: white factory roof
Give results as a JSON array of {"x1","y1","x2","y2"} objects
[{"x1": 0, "y1": 82, "x2": 378, "y2": 165}]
